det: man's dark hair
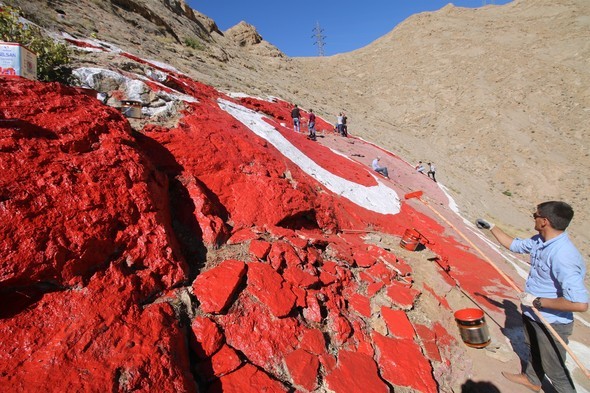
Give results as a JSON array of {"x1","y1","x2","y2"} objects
[{"x1": 537, "y1": 201, "x2": 574, "y2": 231}]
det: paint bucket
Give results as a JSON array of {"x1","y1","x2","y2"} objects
[
  {"x1": 400, "y1": 228, "x2": 422, "y2": 251},
  {"x1": 454, "y1": 308, "x2": 490, "y2": 348},
  {"x1": 120, "y1": 100, "x2": 142, "y2": 119}
]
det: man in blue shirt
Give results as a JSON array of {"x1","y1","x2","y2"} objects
[{"x1": 477, "y1": 201, "x2": 588, "y2": 393}]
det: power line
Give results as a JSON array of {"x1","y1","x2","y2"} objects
[{"x1": 311, "y1": 21, "x2": 326, "y2": 57}]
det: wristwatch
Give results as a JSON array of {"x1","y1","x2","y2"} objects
[{"x1": 533, "y1": 297, "x2": 542, "y2": 309}]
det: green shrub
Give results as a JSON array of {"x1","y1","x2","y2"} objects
[
  {"x1": 184, "y1": 37, "x2": 203, "y2": 51},
  {"x1": 0, "y1": 6, "x2": 73, "y2": 83}
]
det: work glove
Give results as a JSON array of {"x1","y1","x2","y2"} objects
[
  {"x1": 519, "y1": 292, "x2": 536, "y2": 307},
  {"x1": 475, "y1": 218, "x2": 494, "y2": 230}
]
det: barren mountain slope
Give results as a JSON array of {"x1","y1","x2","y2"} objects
[
  {"x1": 4, "y1": 0, "x2": 590, "y2": 262},
  {"x1": 291, "y1": 0, "x2": 590, "y2": 260}
]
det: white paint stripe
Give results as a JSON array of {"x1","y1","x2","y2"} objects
[{"x1": 218, "y1": 99, "x2": 401, "y2": 215}]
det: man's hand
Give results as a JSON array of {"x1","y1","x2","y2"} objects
[
  {"x1": 476, "y1": 218, "x2": 494, "y2": 230},
  {"x1": 519, "y1": 292, "x2": 536, "y2": 307}
]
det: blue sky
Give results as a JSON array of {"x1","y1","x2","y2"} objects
[{"x1": 188, "y1": 1, "x2": 513, "y2": 57}]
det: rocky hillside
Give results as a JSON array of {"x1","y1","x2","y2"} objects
[
  {"x1": 292, "y1": 0, "x2": 590, "y2": 257},
  {"x1": 0, "y1": 71, "x2": 517, "y2": 392},
  {"x1": 5, "y1": 0, "x2": 589, "y2": 261}
]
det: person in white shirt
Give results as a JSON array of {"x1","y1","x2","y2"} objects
[
  {"x1": 427, "y1": 162, "x2": 436, "y2": 182},
  {"x1": 415, "y1": 161, "x2": 425, "y2": 174},
  {"x1": 371, "y1": 157, "x2": 389, "y2": 179}
]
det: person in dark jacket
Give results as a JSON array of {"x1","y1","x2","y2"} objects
[
  {"x1": 291, "y1": 104, "x2": 301, "y2": 132},
  {"x1": 308, "y1": 109, "x2": 316, "y2": 140}
]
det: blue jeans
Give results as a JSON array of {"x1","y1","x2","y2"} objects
[
  {"x1": 308, "y1": 121, "x2": 315, "y2": 137},
  {"x1": 375, "y1": 167, "x2": 388, "y2": 178},
  {"x1": 293, "y1": 118, "x2": 300, "y2": 132},
  {"x1": 522, "y1": 315, "x2": 576, "y2": 393}
]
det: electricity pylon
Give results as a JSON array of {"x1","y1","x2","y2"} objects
[{"x1": 311, "y1": 21, "x2": 326, "y2": 57}]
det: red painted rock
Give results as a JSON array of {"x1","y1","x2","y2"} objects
[
  {"x1": 302, "y1": 293, "x2": 323, "y2": 323},
  {"x1": 0, "y1": 266, "x2": 196, "y2": 392},
  {"x1": 325, "y1": 350, "x2": 389, "y2": 393},
  {"x1": 434, "y1": 322, "x2": 457, "y2": 348},
  {"x1": 192, "y1": 259, "x2": 247, "y2": 313},
  {"x1": 326, "y1": 241, "x2": 354, "y2": 267},
  {"x1": 287, "y1": 234, "x2": 308, "y2": 250},
  {"x1": 290, "y1": 285, "x2": 308, "y2": 308},
  {"x1": 249, "y1": 239, "x2": 271, "y2": 260},
  {"x1": 328, "y1": 312, "x2": 353, "y2": 346},
  {"x1": 285, "y1": 349, "x2": 319, "y2": 391},
  {"x1": 267, "y1": 241, "x2": 302, "y2": 271},
  {"x1": 267, "y1": 242, "x2": 288, "y2": 271},
  {"x1": 185, "y1": 178, "x2": 231, "y2": 246},
  {"x1": 209, "y1": 363, "x2": 288, "y2": 393},
  {"x1": 319, "y1": 353, "x2": 337, "y2": 374},
  {"x1": 0, "y1": 56, "x2": 517, "y2": 393},
  {"x1": 246, "y1": 262, "x2": 296, "y2": 318},
  {"x1": 349, "y1": 293, "x2": 372, "y2": 318},
  {"x1": 322, "y1": 260, "x2": 338, "y2": 275},
  {"x1": 227, "y1": 228, "x2": 260, "y2": 244},
  {"x1": 365, "y1": 263, "x2": 394, "y2": 285},
  {"x1": 381, "y1": 307, "x2": 415, "y2": 339},
  {"x1": 390, "y1": 256, "x2": 413, "y2": 277},
  {"x1": 305, "y1": 246, "x2": 322, "y2": 266},
  {"x1": 354, "y1": 251, "x2": 376, "y2": 268},
  {"x1": 367, "y1": 281, "x2": 385, "y2": 297},
  {"x1": 319, "y1": 270, "x2": 338, "y2": 286},
  {"x1": 299, "y1": 328, "x2": 327, "y2": 355},
  {"x1": 217, "y1": 296, "x2": 301, "y2": 374},
  {"x1": 0, "y1": 79, "x2": 188, "y2": 293},
  {"x1": 373, "y1": 332, "x2": 437, "y2": 393},
  {"x1": 283, "y1": 265, "x2": 320, "y2": 289},
  {"x1": 190, "y1": 316, "x2": 224, "y2": 359},
  {"x1": 414, "y1": 324, "x2": 442, "y2": 362},
  {"x1": 386, "y1": 281, "x2": 421, "y2": 309},
  {"x1": 350, "y1": 320, "x2": 375, "y2": 357},
  {"x1": 195, "y1": 344, "x2": 241, "y2": 381}
]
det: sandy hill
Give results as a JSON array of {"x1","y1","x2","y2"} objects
[{"x1": 291, "y1": 0, "x2": 590, "y2": 259}]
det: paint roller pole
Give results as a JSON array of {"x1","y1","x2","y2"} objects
[{"x1": 404, "y1": 190, "x2": 590, "y2": 379}]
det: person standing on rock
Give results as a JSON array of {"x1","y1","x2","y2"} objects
[
  {"x1": 291, "y1": 104, "x2": 301, "y2": 132},
  {"x1": 371, "y1": 157, "x2": 389, "y2": 179},
  {"x1": 341, "y1": 112, "x2": 348, "y2": 136},
  {"x1": 336, "y1": 113, "x2": 344, "y2": 135},
  {"x1": 427, "y1": 162, "x2": 436, "y2": 182},
  {"x1": 307, "y1": 109, "x2": 316, "y2": 140},
  {"x1": 476, "y1": 201, "x2": 588, "y2": 393}
]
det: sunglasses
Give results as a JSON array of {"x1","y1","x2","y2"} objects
[{"x1": 532, "y1": 212, "x2": 545, "y2": 219}]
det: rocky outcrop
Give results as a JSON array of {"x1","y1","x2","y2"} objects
[
  {"x1": 0, "y1": 66, "x2": 472, "y2": 391},
  {"x1": 225, "y1": 21, "x2": 285, "y2": 57},
  {"x1": 225, "y1": 21, "x2": 263, "y2": 47}
]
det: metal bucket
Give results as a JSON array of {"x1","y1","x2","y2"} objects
[
  {"x1": 400, "y1": 228, "x2": 421, "y2": 251},
  {"x1": 120, "y1": 100, "x2": 142, "y2": 119},
  {"x1": 454, "y1": 308, "x2": 490, "y2": 348}
]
